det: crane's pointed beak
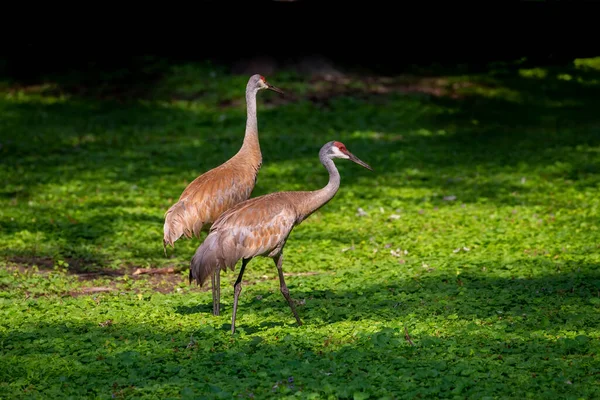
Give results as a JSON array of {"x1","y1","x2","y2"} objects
[
  {"x1": 347, "y1": 151, "x2": 373, "y2": 171},
  {"x1": 266, "y1": 83, "x2": 284, "y2": 95}
]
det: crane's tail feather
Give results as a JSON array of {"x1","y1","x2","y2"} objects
[
  {"x1": 163, "y1": 200, "x2": 204, "y2": 251},
  {"x1": 189, "y1": 231, "x2": 242, "y2": 287}
]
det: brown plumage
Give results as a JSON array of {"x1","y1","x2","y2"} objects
[
  {"x1": 189, "y1": 141, "x2": 373, "y2": 333},
  {"x1": 163, "y1": 74, "x2": 283, "y2": 316}
]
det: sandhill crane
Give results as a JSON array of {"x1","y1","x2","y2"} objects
[
  {"x1": 189, "y1": 140, "x2": 373, "y2": 333},
  {"x1": 163, "y1": 74, "x2": 284, "y2": 316}
]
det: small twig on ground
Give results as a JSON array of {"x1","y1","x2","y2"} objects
[
  {"x1": 404, "y1": 325, "x2": 415, "y2": 346},
  {"x1": 132, "y1": 266, "x2": 186, "y2": 276},
  {"x1": 77, "y1": 271, "x2": 123, "y2": 278},
  {"x1": 80, "y1": 287, "x2": 116, "y2": 294}
]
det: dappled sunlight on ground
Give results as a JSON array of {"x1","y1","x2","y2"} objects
[{"x1": 1, "y1": 57, "x2": 599, "y2": 398}]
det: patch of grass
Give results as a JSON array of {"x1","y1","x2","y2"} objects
[{"x1": 1, "y1": 58, "x2": 600, "y2": 399}]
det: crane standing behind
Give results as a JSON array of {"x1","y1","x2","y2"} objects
[
  {"x1": 189, "y1": 141, "x2": 373, "y2": 333},
  {"x1": 163, "y1": 74, "x2": 284, "y2": 316}
]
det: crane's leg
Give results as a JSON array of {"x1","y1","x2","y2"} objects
[
  {"x1": 211, "y1": 271, "x2": 220, "y2": 316},
  {"x1": 231, "y1": 258, "x2": 251, "y2": 334},
  {"x1": 274, "y1": 253, "x2": 303, "y2": 326}
]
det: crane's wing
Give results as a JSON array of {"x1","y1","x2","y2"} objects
[
  {"x1": 214, "y1": 193, "x2": 298, "y2": 258},
  {"x1": 190, "y1": 193, "x2": 298, "y2": 286},
  {"x1": 183, "y1": 165, "x2": 257, "y2": 221},
  {"x1": 163, "y1": 163, "x2": 258, "y2": 246}
]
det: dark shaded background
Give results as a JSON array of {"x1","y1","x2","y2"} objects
[{"x1": 1, "y1": 1, "x2": 598, "y2": 85}]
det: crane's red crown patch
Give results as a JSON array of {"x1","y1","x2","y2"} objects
[{"x1": 333, "y1": 141, "x2": 348, "y2": 153}]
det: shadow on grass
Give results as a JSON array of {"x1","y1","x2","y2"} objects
[
  {"x1": 175, "y1": 259, "x2": 600, "y2": 331},
  {"x1": 2, "y1": 267, "x2": 600, "y2": 398}
]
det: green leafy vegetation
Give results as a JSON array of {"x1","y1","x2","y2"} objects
[{"x1": 1, "y1": 57, "x2": 599, "y2": 399}]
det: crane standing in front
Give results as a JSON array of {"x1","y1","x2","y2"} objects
[
  {"x1": 163, "y1": 74, "x2": 284, "y2": 316},
  {"x1": 189, "y1": 141, "x2": 373, "y2": 333}
]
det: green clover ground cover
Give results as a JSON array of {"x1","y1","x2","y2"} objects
[{"x1": 1, "y1": 59, "x2": 599, "y2": 399}]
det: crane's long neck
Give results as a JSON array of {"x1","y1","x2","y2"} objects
[
  {"x1": 241, "y1": 87, "x2": 261, "y2": 161},
  {"x1": 296, "y1": 156, "x2": 341, "y2": 221}
]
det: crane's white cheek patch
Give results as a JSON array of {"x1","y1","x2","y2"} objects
[{"x1": 331, "y1": 147, "x2": 349, "y2": 159}]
